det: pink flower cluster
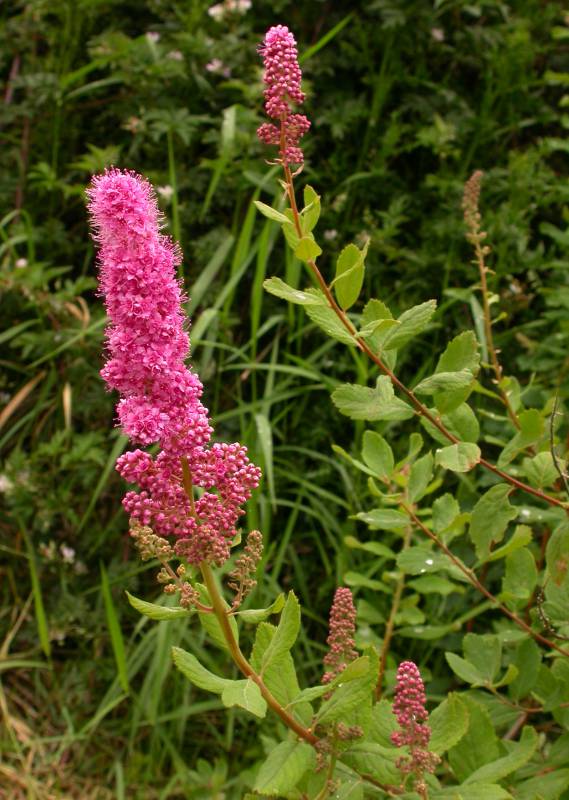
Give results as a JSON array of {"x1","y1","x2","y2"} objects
[
  {"x1": 87, "y1": 169, "x2": 261, "y2": 565},
  {"x1": 257, "y1": 25, "x2": 311, "y2": 165},
  {"x1": 322, "y1": 587, "x2": 358, "y2": 684},
  {"x1": 391, "y1": 661, "x2": 439, "y2": 782}
]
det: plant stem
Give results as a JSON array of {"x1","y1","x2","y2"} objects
[
  {"x1": 281, "y1": 166, "x2": 567, "y2": 514},
  {"x1": 475, "y1": 238, "x2": 520, "y2": 428},
  {"x1": 200, "y1": 562, "x2": 318, "y2": 745},
  {"x1": 167, "y1": 129, "x2": 182, "y2": 266},
  {"x1": 375, "y1": 519, "x2": 411, "y2": 701},
  {"x1": 399, "y1": 501, "x2": 569, "y2": 659}
]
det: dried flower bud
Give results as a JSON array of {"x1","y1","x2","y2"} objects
[{"x1": 228, "y1": 529, "x2": 263, "y2": 606}]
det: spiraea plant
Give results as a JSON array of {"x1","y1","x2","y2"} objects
[{"x1": 87, "y1": 23, "x2": 569, "y2": 800}]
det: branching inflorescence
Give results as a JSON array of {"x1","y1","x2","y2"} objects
[{"x1": 87, "y1": 169, "x2": 261, "y2": 568}]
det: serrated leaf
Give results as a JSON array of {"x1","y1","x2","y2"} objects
[
  {"x1": 254, "y1": 740, "x2": 316, "y2": 796},
  {"x1": 221, "y1": 678, "x2": 267, "y2": 718},
  {"x1": 382, "y1": 299, "x2": 437, "y2": 350},
  {"x1": 295, "y1": 235, "x2": 322, "y2": 262},
  {"x1": 171, "y1": 646, "x2": 232, "y2": 694},
  {"x1": 432, "y1": 493, "x2": 461, "y2": 534},
  {"x1": 545, "y1": 523, "x2": 569, "y2": 587},
  {"x1": 515, "y1": 768, "x2": 569, "y2": 799},
  {"x1": 408, "y1": 452, "x2": 434, "y2": 502},
  {"x1": 233, "y1": 594, "x2": 285, "y2": 623},
  {"x1": 448, "y1": 698, "x2": 500, "y2": 783},
  {"x1": 469, "y1": 484, "x2": 517, "y2": 559},
  {"x1": 332, "y1": 376, "x2": 414, "y2": 421},
  {"x1": 433, "y1": 784, "x2": 513, "y2": 799},
  {"x1": 334, "y1": 242, "x2": 368, "y2": 310},
  {"x1": 503, "y1": 547, "x2": 537, "y2": 600},
  {"x1": 354, "y1": 508, "x2": 408, "y2": 530},
  {"x1": 360, "y1": 298, "x2": 394, "y2": 354},
  {"x1": 436, "y1": 331, "x2": 480, "y2": 375},
  {"x1": 523, "y1": 451, "x2": 564, "y2": 489},
  {"x1": 415, "y1": 370, "x2": 474, "y2": 395},
  {"x1": 464, "y1": 633, "x2": 502, "y2": 684},
  {"x1": 263, "y1": 277, "x2": 326, "y2": 306},
  {"x1": 253, "y1": 200, "x2": 289, "y2": 223},
  {"x1": 510, "y1": 638, "x2": 542, "y2": 701},
  {"x1": 361, "y1": 430, "x2": 394, "y2": 479},
  {"x1": 463, "y1": 726, "x2": 537, "y2": 784},
  {"x1": 435, "y1": 442, "x2": 481, "y2": 473},
  {"x1": 429, "y1": 693, "x2": 469, "y2": 754},
  {"x1": 250, "y1": 623, "x2": 304, "y2": 711},
  {"x1": 260, "y1": 592, "x2": 300, "y2": 674},
  {"x1": 305, "y1": 303, "x2": 356, "y2": 345},
  {"x1": 126, "y1": 591, "x2": 192, "y2": 621}
]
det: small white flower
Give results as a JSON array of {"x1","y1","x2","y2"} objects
[
  {"x1": 167, "y1": 50, "x2": 184, "y2": 62},
  {"x1": 431, "y1": 28, "x2": 445, "y2": 42},
  {"x1": 0, "y1": 475, "x2": 14, "y2": 493},
  {"x1": 208, "y1": 3, "x2": 225, "y2": 19},
  {"x1": 146, "y1": 31, "x2": 160, "y2": 44},
  {"x1": 323, "y1": 229, "x2": 338, "y2": 242},
  {"x1": 157, "y1": 185, "x2": 174, "y2": 201},
  {"x1": 15, "y1": 258, "x2": 28, "y2": 269},
  {"x1": 60, "y1": 544, "x2": 76, "y2": 564}
]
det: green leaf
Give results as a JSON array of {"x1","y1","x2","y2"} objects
[
  {"x1": 126, "y1": 591, "x2": 192, "y2": 621},
  {"x1": 432, "y1": 493, "x2": 461, "y2": 535},
  {"x1": 429, "y1": 693, "x2": 469, "y2": 754},
  {"x1": 333, "y1": 242, "x2": 368, "y2": 310},
  {"x1": 463, "y1": 726, "x2": 538, "y2": 784},
  {"x1": 344, "y1": 535, "x2": 394, "y2": 559},
  {"x1": 254, "y1": 740, "x2": 316, "y2": 796},
  {"x1": 415, "y1": 369, "x2": 474, "y2": 395},
  {"x1": 510, "y1": 638, "x2": 542, "y2": 701},
  {"x1": 498, "y1": 409, "x2": 544, "y2": 466},
  {"x1": 250, "y1": 623, "x2": 304, "y2": 711},
  {"x1": 259, "y1": 592, "x2": 300, "y2": 674},
  {"x1": 171, "y1": 646, "x2": 232, "y2": 694},
  {"x1": 463, "y1": 633, "x2": 502, "y2": 684},
  {"x1": 101, "y1": 564, "x2": 129, "y2": 694},
  {"x1": 433, "y1": 785, "x2": 513, "y2": 800},
  {"x1": 469, "y1": 484, "x2": 517, "y2": 559},
  {"x1": 408, "y1": 452, "x2": 434, "y2": 502},
  {"x1": 524, "y1": 451, "x2": 564, "y2": 489},
  {"x1": 435, "y1": 442, "x2": 481, "y2": 473},
  {"x1": 292, "y1": 656, "x2": 371, "y2": 706},
  {"x1": 445, "y1": 653, "x2": 486, "y2": 686},
  {"x1": 515, "y1": 768, "x2": 569, "y2": 799},
  {"x1": 233, "y1": 594, "x2": 285, "y2": 623},
  {"x1": 359, "y1": 299, "x2": 395, "y2": 355},
  {"x1": 482, "y1": 524, "x2": 532, "y2": 564},
  {"x1": 436, "y1": 331, "x2": 480, "y2": 375},
  {"x1": 382, "y1": 299, "x2": 437, "y2": 350},
  {"x1": 295, "y1": 235, "x2": 322, "y2": 262},
  {"x1": 397, "y1": 545, "x2": 454, "y2": 576},
  {"x1": 301, "y1": 185, "x2": 321, "y2": 233},
  {"x1": 305, "y1": 302, "x2": 356, "y2": 345},
  {"x1": 545, "y1": 522, "x2": 569, "y2": 587},
  {"x1": 354, "y1": 508, "x2": 408, "y2": 530},
  {"x1": 253, "y1": 200, "x2": 289, "y2": 223},
  {"x1": 503, "y1": 547, "x2": 537, "y2": 601},
  {"x1": 221, "y1": 678, "x2": 267, "y2": 718},
  {"x1": 263, "y1": 277, "x2": 326, "y2": 306},
  {"x1": 316, "y1": 659, "x2": 374, "y2": 725},
  {"x1": 196, "y1": 583, "x2": 239, "y2": 651},
  {"x1": 282, "y1": 219, "x2": 300, "y2": 250},
  {"x1": 361, "y1": 430, "x2": 394, "y2": 480},
  {"x1": 448, "y1": 698, "x2": 500, "y2": 782},
  {"x1": 332, "y1": 377, "x2": 414, "y2": 421}
]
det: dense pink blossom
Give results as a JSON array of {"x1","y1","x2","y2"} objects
[
  {"x1": 88, "y1": 169, "x2": 261, "y2": 565},
  {"x1": 257, "y1": 25, "x2": 310, "y2": 165},
  {"x1": 391, "y1": 661, "x2": 439, "y2": 784},
  {"x1": 322, "y1": 587, "x2": 358, "y2": 684}
]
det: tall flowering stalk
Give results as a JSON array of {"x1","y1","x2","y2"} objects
[
  {"x1": 391, "y1": 661, "x2": 440, "y2": 798},
  {"x1": 87, "y1": 169, "x2": 260, "y2": 568},
  {"x1": 322, "y1": 587, "x2": 358, "y2": 684}
]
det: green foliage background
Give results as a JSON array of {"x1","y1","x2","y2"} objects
[{"x1": 1, "y1": 0, "x2": 568, "y2": 797}]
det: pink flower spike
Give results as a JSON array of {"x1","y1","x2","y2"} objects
[
  {"x1": 322, "y1": 587, "x2": 358, "y2": 684},
  {"x1": 391, "y1": 661, "x2": 439, "y2": 789},
  {"x1": 257, "y1": 25, "x2": 310, "y2": 165},
  {"x1": 88, "y1": 169, "x2": 261, "y2": 566}
]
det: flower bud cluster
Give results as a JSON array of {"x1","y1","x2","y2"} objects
[
  {"x1": 88, "y1": 170, "x2": 261, "y2": 567},
  {"x1": 228, "y1": 529, "x2": 263, "y2": 606},
  {"x1": 322, "y1": 587, "x2": 358, "y2": 684},
  {"x1": 257, "y1": 25, "x2": 311, "y2": 165},
  {"x1": 391, "y1": 661, "x2": 440, "y2": 786}
]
